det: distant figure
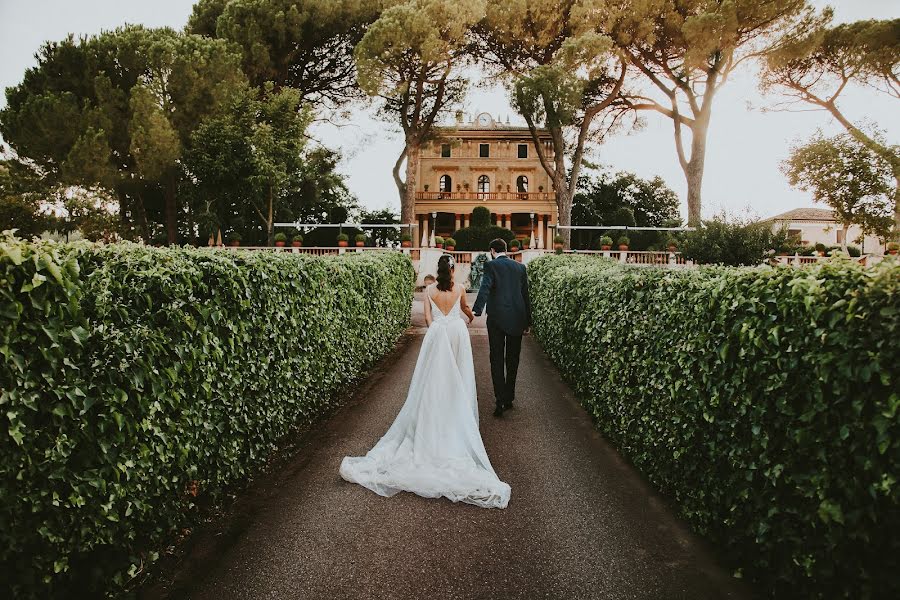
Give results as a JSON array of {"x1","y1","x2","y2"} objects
[{"x1": 423, "y1": 274, "x2": 436, "y2": 287}]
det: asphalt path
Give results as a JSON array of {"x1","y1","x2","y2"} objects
[{"x1": 143, "y1": 293, "x2": 753, "y2": 600}]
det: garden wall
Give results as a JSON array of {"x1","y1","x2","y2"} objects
[
  {"x1": 0, "y1": 236, "x2": 414, "y2": 597},
  {"x1": 528, "y1": 254, "x2": 898, "y2": 598}
]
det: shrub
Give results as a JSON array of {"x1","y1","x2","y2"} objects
[
  {"x1": 616, "y1": 235, "x2": 630, "y2": 247},
  {"x1": 0, "y1": 236, "x2": 414, "y2": 598},
  {"x1": 681, "y1": 217, "x2": 778, "y2": 266},
  {"x1": 355, "y1": 233, "x2": 367, "y2": 243},
  {"x1": 444, "y1": 237, "x2": 456, "y2": 247},
  {"x1": 554, "y1": 234, "x2": 564, "y2": 244},
  {"x1": 227, "y1": 231, "x2": 241, "y2": 242},
  {"x1": 337, "y1": 232, "x2": 349, "y2": 242},
  {"x1": 528, "y1": 255, "x2": 899, "y2": 599},
  {"x1": 451, "y1": 223, "x2": 515, "y2": 251},
  {"x1": 434, "y1": 236, "x2": 444, "y2": 245},
  {"x1": 291, "y1": 233, "x2": 303, "y2": 243},
  {"x1": 400, "y1": 233, "x2": 412, "y2": 243},
  {"x1": 471, "y1": 206, "x2": 490, "y2": 226},
  {"x1": 815, "y1": 242, "x2": 827, "y2": 254},
  {"x1": 274, "y1": 232, "x2": 287, "y2": 243},
  {"x1": 598, "y1": 235, "x2": 613, "y2": 248}
]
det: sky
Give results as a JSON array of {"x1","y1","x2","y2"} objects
[{"x1": 1, "y1": 0, "x2": 897, "y2": 222}]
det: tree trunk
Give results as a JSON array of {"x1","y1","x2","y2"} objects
[
  {"x1": 684, "y1": 118, "x2": 709, "y2": 227},
  {"x1": 393, "y1": 146, "x2": 409, "y2": 222},
  {"x1": 841, "y1": 223, "x2": 849, "y2": 252},
  {"x1": 893, "y1": 173, "x2": 900, "y2": 241},
  {"x1": 402, "y1": 141, "x2": 420, "y2": 227},
  {"x1": 266, "y1": 185, "x2": 274, "y2": 247},
  {"x1": 134, "y1": 189, "x2": 151, "y2": 242},
  {"x1": 557, "y1": 185, "x2": 573, "y2": 249},
  {"x1": 186, "y1": 200, "x2": 196, "y2": 247},
  {"x1": 165, "y1": 171, "x2": 177, "y2": 245}
]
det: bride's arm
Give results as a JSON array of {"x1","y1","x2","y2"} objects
[
  {"x1": 423, "y1": 286, "x2": 432, "y2": 327},
  {"x1": 459, "y1": 287, "x2": 475, "y2": 324}
]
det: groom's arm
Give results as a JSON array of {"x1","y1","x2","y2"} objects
[{"x1": 472, "y1": 262, "x2": 493, "y2": 316}]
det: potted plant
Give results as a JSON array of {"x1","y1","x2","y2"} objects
[
  {"x1": 508, "y1": 239, "x2": 521, "y2": 251},
  {"x1": 665, "y1": 236, "x2": 678, "y2": 252},
  {"x1": 274, "y1": 232, "x2": 287, "y2": 247},
  {"x1": 521, "y1": 237, "x2": 531, "y2": 249},
  {"x1": 355, "y1": 233, "x2": 367, "y2": 247},
  {"x1": 434, "y1": 235, "x2": 444, "y2": 249},
  {"x1": 291, "y1": 234, "x2": 303, "y2": 247},
  {"x1": 227, "y1": 232, "x2": 241, "y2": 247},
  {"x1": 401, "y1": 233, "x2": 412, "y2": 248},
  {"x1": 887, "y1": 241, "x2": 899, "y2": 256},
  {"x1": 444, "y1": 237, "x2": 456, "y2": 251},
  {"x1": 554, "y1": 234, "x2": 564, "y2": 251},
  {"x1": 617, "y1": 235, "x2": 630, "y2": 251},
  {"x1": 337, "y1": 233, "x2": 349, "y2": 247},
  {"x1": 814, "y1": 242, "x2": 827, "y2": 256},
  {"x1": 598, "y1": 235, "x2": 613, "y2": 251}
]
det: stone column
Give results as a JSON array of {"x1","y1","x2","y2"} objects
[{"x1": 455, "y1": 213, "x2": 461, "y2": 232}]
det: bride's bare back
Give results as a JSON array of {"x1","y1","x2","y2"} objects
[{"x1": 425, "y1": 282, "x2": 475, "y2": 325}]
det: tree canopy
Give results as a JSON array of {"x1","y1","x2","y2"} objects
[
  {"x1": 0, "y1": 25, "x2": 247, "y2": 243},
  {"x1": 187, "y1": 0, "x2": 378, "y2": 107},
  {"x1": 784, "y1": 131, "x2": 895, "y2": 246},
  {"x1": 354, "y1": 0, "x2": 483, "y2": 225},
  {"x1": 475, "y1": 0, "x2": 630, "y2": 247},
  {"x1": 763, "y1": 17, "x2": 900, "y2": 236},
  {"x1": 574, "y1": 0, "x2": 816, "y2": 225},
  {"x1": 572, "y1": 169, "x2": 680, "y2": 249}
]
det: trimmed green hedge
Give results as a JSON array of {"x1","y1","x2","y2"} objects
[
  {"x1": 0, "y1": 237, "x2": 413, "y2": 598},
  {"x1": 528, "y1": 254, "x2": 899, "y2": 598}
]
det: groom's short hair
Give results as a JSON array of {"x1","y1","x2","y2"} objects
[{"x1": 489, "y1": 238, "x2": 507, "y2": 253}]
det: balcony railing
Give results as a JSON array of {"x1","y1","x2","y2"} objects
[{"x1": 415, "y1": 191, "x2": 555, "y2": 201}]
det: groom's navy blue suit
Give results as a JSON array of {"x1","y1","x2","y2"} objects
[{"x1": 472, "y1": 254, "x2": 532, "y2": 411}]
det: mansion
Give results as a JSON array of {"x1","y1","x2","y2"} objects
[{"x1": 412, "y1": 113, "x2": 557, "y2": 248}]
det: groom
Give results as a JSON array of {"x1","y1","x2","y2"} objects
[{"x1": 472, "y1": 238, "x2": 532, "y2": 417}]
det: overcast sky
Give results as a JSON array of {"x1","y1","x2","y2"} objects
[{"x1": 1, "y1": 0, "x2": 897, "y2": 222}]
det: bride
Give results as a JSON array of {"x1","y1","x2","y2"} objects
[{"x1": 340, "y1": 254, "x2": 510, "y2": 509}]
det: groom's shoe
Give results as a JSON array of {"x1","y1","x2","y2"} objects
[
  {"x1": 493, "y1": 404, "x2": 504, "y2": 418},
  {"x1": 503, "y1": 399, "x2": 515, "y2": 410}
]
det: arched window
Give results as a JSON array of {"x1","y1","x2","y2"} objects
[
  {"x1": 478, "y1": 175, "x2": 490, "y2": 194},
  {"x1": 516, "y1": 175, "x2": 528, "y2": 193},
  {"x1": 439, "y1": 174, "x2": 452, "y2": 193}
]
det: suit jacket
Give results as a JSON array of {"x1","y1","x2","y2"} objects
[{"x1": 472, "y1": 254, "x2": 532, "y2": 336}]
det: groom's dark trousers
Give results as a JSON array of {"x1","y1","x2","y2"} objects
[
  {"x1": 472, "y1": 254, "x2": 532, "y2": 409},
  {"x1": 487, "y1": 318, "x2": 522, "y2": 406}
]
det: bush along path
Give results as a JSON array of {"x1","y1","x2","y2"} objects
[
  {"x1": 529, "y1": 254, "x2": 899, "y2": 599},
  {"x1": 136, "y1": 291, "x2": 750, "y2": 600},
  {"x1": 0, "y1": 236, "x2": 414, "y2": 599}
]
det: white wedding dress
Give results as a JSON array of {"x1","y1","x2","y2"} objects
[{"x1": 340, "y1": 287, "x2": 510, "y2": 509}]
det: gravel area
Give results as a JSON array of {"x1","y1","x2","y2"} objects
[{"x1": 142, "y1": 294, "x2": 754, "y2": 600}]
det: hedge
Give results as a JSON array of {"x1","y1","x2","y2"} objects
[
  {"x1": 0, "y1": 236, "x2": 414, "y2": 598},
  {"x1": 528, "y1": 254, "x2": 898, "y2": 598}
]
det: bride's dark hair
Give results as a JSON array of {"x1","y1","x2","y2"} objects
[{"x1": 436, "y1": 254, "x2": 454, "y2": 291}]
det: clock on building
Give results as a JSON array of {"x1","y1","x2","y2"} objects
[{"x1": 476, "y1": 112, "x2": 493, "y2": 127}]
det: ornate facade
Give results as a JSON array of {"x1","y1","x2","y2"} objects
[{"x1": 412, "y1": 113, "x2": 557, "y2": 248}]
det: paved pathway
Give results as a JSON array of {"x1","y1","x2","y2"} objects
[{"x1": 143, "y1": 294, "x2": 752, "y2": 600}]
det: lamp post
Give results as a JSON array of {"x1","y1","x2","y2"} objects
[
  {"x1": 431, "y1": 211, "x2": 437, "y2": 248},
  {"x1": 529, "y1": 212, "x2": 536, "y2": 249}
]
